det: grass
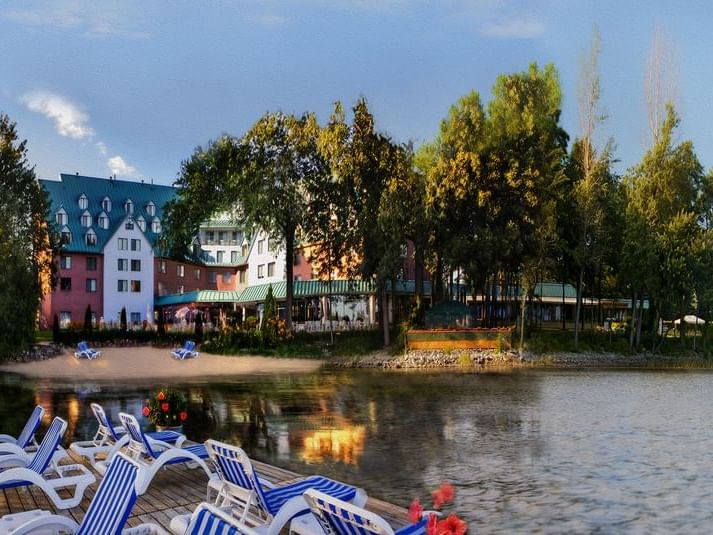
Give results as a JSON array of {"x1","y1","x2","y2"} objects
[{"x1": 34, "y1": 331, "x2": 53, "y2": 342}]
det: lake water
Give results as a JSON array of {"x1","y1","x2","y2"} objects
[{"x1": 1, "y1": 368, "x2": 712, "y2": 533}]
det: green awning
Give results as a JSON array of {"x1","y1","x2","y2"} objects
[{"x1": 155, "y1": 289, "x2": 242, "y2": 307}]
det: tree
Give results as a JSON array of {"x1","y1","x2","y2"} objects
[
  {"x1": 194, "y1": 311, "x2": 203, "y2": 342},
  {"x1": 157, "y1": 308, "x2": 166, "y2": 336},
  {"x1": 52, "y1": 314, "x2": 60, "y2": 343},
  {"x1": 84, "y1": 304, "x2": 93, "y2": 334},
  {"x1": 120, "y1": 307, "x2": 127, "y2": 332},
  {"x1": 0, "y1": 113, "x2": 57, "y2": 356},
  {"x1": 262, "y1": 284, "x2": 278, "y2": 345}
]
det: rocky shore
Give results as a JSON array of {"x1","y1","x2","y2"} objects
[{"x1": 1, "y1": 342, "x2": 64, "y2": 363}]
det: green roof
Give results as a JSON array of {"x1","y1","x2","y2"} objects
[
  {"x1": 534, "y1": 282, "x2": 577, "y2": 299},
  {"x1": 155, "y1": 289, "x2": 242, "y2": 307}
]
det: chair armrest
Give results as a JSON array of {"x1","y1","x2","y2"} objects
[{"x1": 0, "y1": 434, "x2": 18, "y2": 444}]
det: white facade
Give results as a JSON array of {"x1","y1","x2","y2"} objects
[
  {"x1": 247, "y1": 229, "x2": 286, "y2": 286},
  {"x1": 102, "y1": 217, "x2": 155, "y2": 325},
  {"x1": 199, "y1": 220, "x2": 248, "y2": 265}
]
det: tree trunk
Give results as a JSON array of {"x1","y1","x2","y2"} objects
[
  {"x1": 434, "y1": 254, "x2": 443, "y2": 305},
  {"x1": 636, "y1": 296, "x2": 644, "y2": 349},
  {"x1": 380, "y1": 285, "x2": 390, "y2": 347},
  {"x1": 629, "y1": 291, "x2": 638, "y2": 351},
  {"x1": 562, "y1": 281, "x2": 566, "y2": 330},
  {"x1": 285, "y1": 228, "x2": 295, "y2": 331},
  {"x1": 414, "y1": 244, "x2": 424, "y2": 304},
  {"x1": 574, "y1": 268, "x2": 584, "y2": 349},
  {"x1": 519, "y1": 281, "x2": 528, "y2": 354}
]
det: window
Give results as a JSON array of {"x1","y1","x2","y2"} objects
[
  {"x1": 130, "y1": 239, "x2": 141, "y2": 251},
  {"x1": 86, "y1": 257, "x2": 96, "y2": 271},
  {"x1": 159, "y1": 260, "x2": 166, "y2": 274},
  {"x1": 223, "y1": 272, "x2": 232, "y2": 284},
  {"x1": 241, "y1": 244, "x2": 248, "y2": 257},
  {"x1": 98, "y1": 213, "x2": 109, "y2": 229},
  {"x1": 231, "y1": 251, "x2": 238, "y2": 263},
  {"x1": 136, "y1": 216, "x2": 146, "y2": 231},
  {"x1": 60, "y1": 277, "x2": 72, "y2": 291},
  {"x1": 218, "y1": 231, "x2": 225, "y2": 244},
  {"x1": 118, "y1": 238, "x2": 128, "y2": 250},
  {"x1": 231, "y1": 231, "x2": 238, "y2": 244},
  {"x1": 78, "y1": 194, "x2": 88, "y2": 210},
  {"x1": 55, "y1": 209, "x2": 67, "y2": 225},
  {"x1": 267, "y1": 262, "x2": 275, "y2": 277},
  {"x1": 216, "y1": 251, "x2": 224, "y2": 263},
  {"x1": 61, "y1": 230, "x2": 71, "y2": 244},
  {"x1": 81, "y1": 211, "x2": 92, "y2": 227},
  {"x1": 158, "y1": 281, "x2": 166, "y2": 296},
  {"x1": 239, "y1": 270, "x2": 246, "y2": 284},
  {"x1": 194, "y1": 268, "x2": 201, "y2": 279},
  {"x1": 146, "y1": 202, "x2": 155, "y2": 217},
  {"x1": 178, "y1": 285, "x2": 184, "y2": 294},
  {"x1": 258, "y1": 240, "x2": 264, "y2": 254},
  {"x1": 152, "y1": 218, "x2": 161, "y2": 233},
  {"x1": 118, "y1": 258, "x2": 128, "y2": 271},
  {"x1": 208, "y1": 271, "x2": 217, "y2": 284},
  {"x1": 130, "y1": 280, "x2": 141, "y2": 292},
  {"x1": 85, "y1": 230, "x2": 97, "y2": 246},
  {"x1": 131, "y1": 259, "x2": 141, "y2": 271},
  {"x1": 124, "y1": 199, "x2": 134, "y2": 214},
  {"x1": 267, "y1": 239, "x2": 273, "y2": 252},
  {"x1": 206, "y1": 231, "x2": 214, "y2": 244},
  {"x1": 118, "y1": 279, "x2": 128, "y2": 292},
  {"x1": 102, "y1": 196, "x2": 112, "y2": 212},
  {"x1": 85, "y1": 278, "x2": 97, "y2": 292},
  {"x1": 130, "y1": 312, "x2": 141, "y2": 325},
  {"x1": 257, "y1": 264, "x2": 264, "y2": 278},
  {"x1": 59, "y1": 311, "x2": 71, "y2": 328},
  {"x1": 400, "y1": 243, "x2": 408, "y2": 257},
  {"x1": 125, "y1": 219, "x2": 134, "y2": 230},
  {"x1": 177, "y1": 264, "x2": 185, "y2": 277},
  {"x1": 60, "y1": 256, "x2": 71, "y2": 269}
]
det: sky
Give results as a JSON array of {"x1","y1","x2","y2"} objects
[{"x1": 2, "y1": 0, "x2": 713, "y2": 186}]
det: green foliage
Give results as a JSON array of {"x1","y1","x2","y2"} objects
[
  {"x1": 194, "y1": 311, "x2": 203, "y2": 342},
  {"x1": 261, "y1": 284, "x2": 278, "y2": 345},
  {"x1": 120, "y1": 307, "x2": 127, "y2": 332},
  {"x1": 0, "y1": 113, "x2": 57, "y2": 356},
  {"x1": 84, "y1": 304, "x2": 93, "y2": 334},
  {"x1": 52, "y1": 314, "x2": 60, "y2": 343},
  {"x1": 144, "y1": 388, "x2": 187, "y2": 428}
]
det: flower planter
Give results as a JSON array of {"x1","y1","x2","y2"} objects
[{"x1": 155, "y1": 424, "x2": 183, "y2": 433}]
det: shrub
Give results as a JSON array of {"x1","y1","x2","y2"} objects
[{"x1": 143, "y1": 388, "x2": 187, "y2": 428}]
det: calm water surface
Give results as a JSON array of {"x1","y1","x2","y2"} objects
[{"x1": 1, "y1": 368, "x2": 712, "y2": 533}]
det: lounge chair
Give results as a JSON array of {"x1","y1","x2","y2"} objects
[
  {"x1": 0, "y1": 405, "x2": 43, "y2": 454},
  {"x1": 293, "y1": 488, "x2": 430, "y2": 535},
  {"x1": 108, "y1": 412, "x2": 212, "y2": 495},
  {"x1": 168, "y1": 502, "x2": 264, "y2": 535},
  {"x1": 71, "y1": 402, "x2": 185, "y2": 468},
  {"x1": 0, "y1": 452, "x2": 168, "y2": 534},
  {"x1": 0, "y1": 417, "x2": 95, "y2": 510},
  {"x1": 171, "y1": 340, "x2": 198, "y2": 359},
  {"x1": 74, "y1": 341, "x2": 101, "y2": 359},
  {"x1": 171, "y1": 440, "x2": 365, "y2": 535}
]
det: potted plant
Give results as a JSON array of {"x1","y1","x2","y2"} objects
[{"x1": 142, "y1": 388, "x2": 188, "y2": 431}]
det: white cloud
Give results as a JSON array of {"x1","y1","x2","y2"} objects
[
  {"x1": 108, "y1": 156, "x2": 138, "y2": 177},
  {"x1": 96, "y1": 141, "x2": 107, "y2": 155},
  {"x1": 21, "y1": 91, "x2": 94, "y2": 140},
  {"x1": 479, "y1": 17, "x2": 545, "y2": 39}
]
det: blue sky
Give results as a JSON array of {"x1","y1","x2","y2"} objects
[{"x1": 2, "y1": 0, "x2": 712, "y2": 185}]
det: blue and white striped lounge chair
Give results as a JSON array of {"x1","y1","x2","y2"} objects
[
  {"x1": 0, "y1": 453, "x2": 165, "y2": 534},
  {"x1": 168, "y1": 502, "x2": 263, "y2": 535},
  {"x1": 171, "y1": 340, "x2": 198, "y2": 360},
  {"x1": 294, "y1": 489, "x2": 430, "y2": 535},
  {"x1": 0, "y1": 405, "x2": 44, "y2": 455},
  {"x1": 174, "y1": 440, "x2": 366, "y2": 535},
  {"x1": 71, "y1": 402, "x2": 185, "y2": 468},
  {"x1": 0, "y1": 417, "x2": 95, "y2": 510},
  {"x1": 107, "y1": 412, "x2": 212, "y2": 495},
  {"x1": 74, "y1": 341, "x2": 101, "y2": 359}
]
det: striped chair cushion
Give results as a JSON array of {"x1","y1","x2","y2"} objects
[
  {"x1": 188, "y1": 505, "x2": 242, "y2": 535},
  {"x1": 264, "y1": 476, "x2": 357, "y2": 516},
  {"x1": 16, "y1": 406, "x2": 43, "y2": 448},
  {"x1": 162, "y1": 444, "x2": 209, "y2": 463},
  {"x1": 27, "y1": 417, "x2": 64, "y2": 474}
]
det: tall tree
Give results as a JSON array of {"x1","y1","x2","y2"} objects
[{"x1": 0, "y1": 113, "x2": 56, "y2": 356}]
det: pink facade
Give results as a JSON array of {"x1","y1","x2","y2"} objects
[{"x1": 41, "y1": 253, "x2": 103, "y2": 328}]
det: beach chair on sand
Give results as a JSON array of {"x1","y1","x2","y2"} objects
[
  {"x1": 0, "y1": 453, "x2": 167, "y2": 535},
  {"x1": 101, "y1": 412, "x2": 212, "y2": 495},
  {"x1": 171, "y1": 340, "x2": 198, "y2": 359},
  {"x1": 0, "y1": 417, "x2": 95, "y2": 510},
  {"x1": 74, "y1": 341, "x2": 101, "y2": 359},
  {"x1": 0, "y1": 406, "x2": 43, "y2": 455},
  {"x1": 293, "y1": 489, "x2": 431, "y2": 535},
  {"x1": 71, "y1": 402, "x2": 185, "y2": 468},
  {"x1": 169, "y1": 440, "x2": 366, "y2": 535}
]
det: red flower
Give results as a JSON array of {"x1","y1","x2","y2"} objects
[
  {"x1": 408, "y1": 498, "x2": 424, "y2": 523},
  {"x1": 432, "y1": 489, "x2": 445, "y2": 509},
  {"x1": 161, "y1": 402, "x2": 169, "y2": 412},
  {"x1": 142, "y1": 406, "x2": 150, "y2": 417},
  {"x1": 432, "y1": 482, "x2": 455, "y2": 508},
  {"x1": 157, "y1": 391, "x2": 165, "y2": 401},
  {"x1": 179, "y1": 411, "x2": 188, "y2": 422},
  {"x1": 426, "y1": 513, "x2": 438, "y2": 535},
  {"x1": 434, "y1": 514, "x2": 467, "y2": 535}
]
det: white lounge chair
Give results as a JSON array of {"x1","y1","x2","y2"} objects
[
  {"x1": 0, "y1": 406, "x2": 43, "y2": 454},
  {"x1": 106, "y1": 412, "x2": 212, "y2": 495},
  {"x1": 0, "y1": 453, "x2": 168, "y2": 535},
  {"x1": 74, "y1": 341, "x2": 101, "y2": 359},
  {"x1": 171, "y1": 340, "x2": 198, "y2": 359},
  {"x1": 168, "y1": 502, "x2": 263, "y2": 535},
  {"x1": 169, "y1": 440, "x2": 366, "y2": 535},
  {"x1": 0, "y1": 417, "x2": 95, "y2": 510},
  {"x1": 293, "y1": 488, "x2": 431, "y2": 535},
  {"x1": 71, "y1": 402, "x2": 185, "y2": 468}
]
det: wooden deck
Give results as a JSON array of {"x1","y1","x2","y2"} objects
[{"x1": 0, "y1": 449, "x2": 409, "y2": 532}]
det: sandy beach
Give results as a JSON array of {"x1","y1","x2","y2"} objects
[{"x1": 0, "y1": 346, "x2": 323, "y2": 380}]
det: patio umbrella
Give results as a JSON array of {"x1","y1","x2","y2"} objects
[
  {"x1": 673, "y1": 315, "x2": 706, "y2": 325},
  {"x1": 175, "y1": 306, "x2": 190, "y2": 320}
]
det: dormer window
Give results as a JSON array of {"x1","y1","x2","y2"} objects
[
  {"x1": 146, "y1": 201, "x2": 156, "y2": 217},
  {"x1": 60, "y1": 226, "x2": 72, "y2": 244},
  {"x1": 78, "y1": 194, "x2": 88, "y2": 210},
  {"x1": 80, "y1": 210, "x2": 92, "y2": 227},
  {"x1": 152, "y1": 217, "x2": 161, "y2": 233},
  {"x1": 125, "y1": 218, "x2": 134, "y2": 230},
  {"x1": 124, "y1": 199, "x2": 134, "y2": 214},
  {"x1": 55, "y1": 208, "x2": 68, "y2": 226},
  {"x1": 98, "y1": 211, "x2": 109, "y2": 229},
  {"x1": 85, "y1": 229, "x2": 97, "y2": 246},
  {"x1": 102, "y1": 196, "x2": 112, "y2": 212},
  {"x1": 136, "y1": 216, "x2": 146, "y2": 232}
]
